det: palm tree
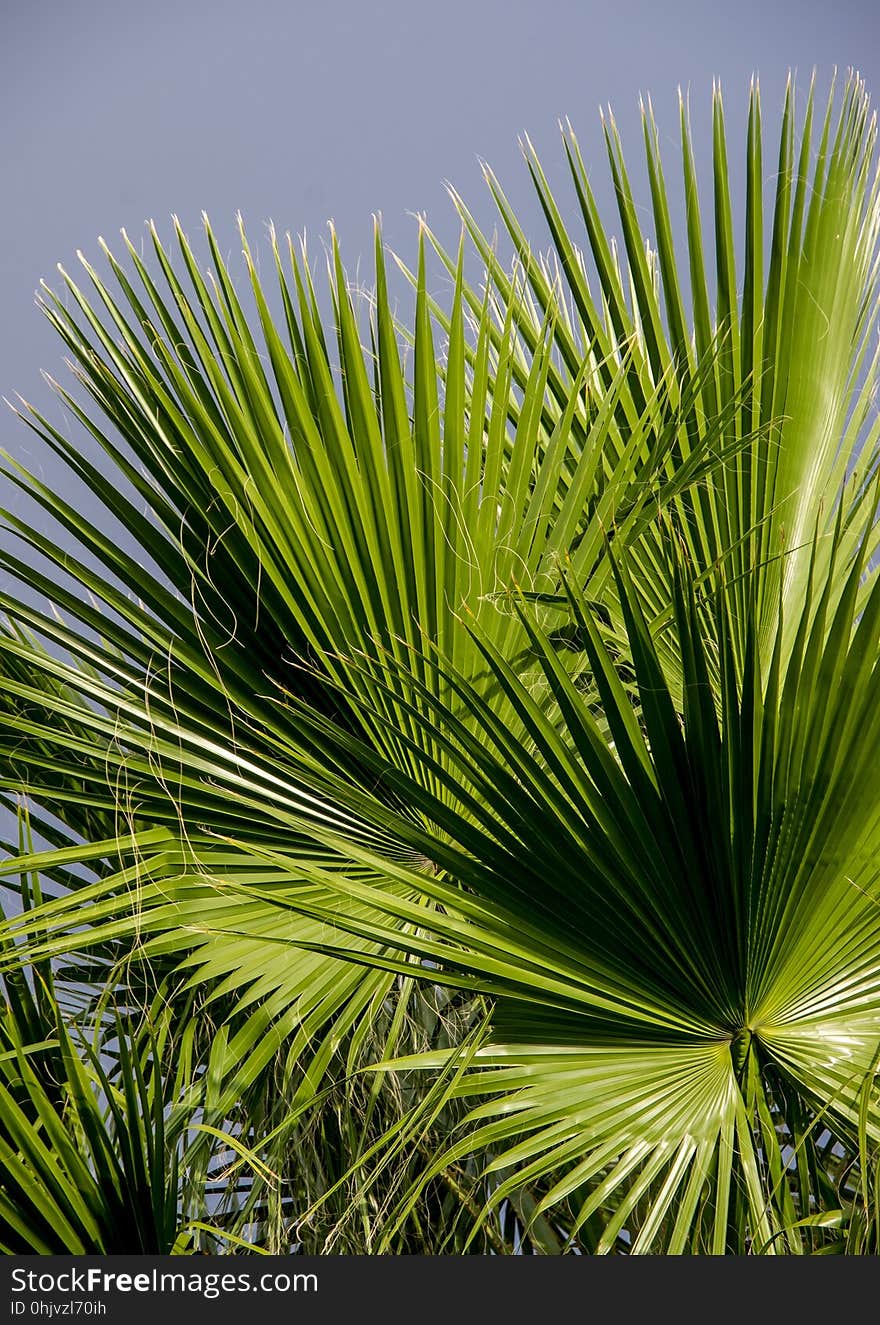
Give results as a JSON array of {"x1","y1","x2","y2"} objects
[{"x1": 0, "y1": 70, "x2": 878, "y2": 1253}]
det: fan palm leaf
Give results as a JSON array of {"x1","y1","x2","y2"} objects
[{"x1": 0, "y1": 71, "x2": 878, "y2": 1252}]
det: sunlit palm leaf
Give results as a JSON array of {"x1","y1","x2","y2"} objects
[{"x1": 1, "y1": 72, "x2": 878, "y2": 1253}]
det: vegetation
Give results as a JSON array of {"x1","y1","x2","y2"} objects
[{"x1": 0, "y1": 71, "x2": 879, "y2": 1254}]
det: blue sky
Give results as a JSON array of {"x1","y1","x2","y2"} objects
[
  {"x1": 0, "y1": 3, "x2": 878, "y2": 885},
  {"x1": 3, "y1": 0, "x2": 878, "y2": 427}
]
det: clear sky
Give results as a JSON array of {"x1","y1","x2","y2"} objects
[
  {"x1": 0, "y1": 1, "x2": 878, "y2": 853},
  {"x1": 1, "y1": 0, "x2": 879, "y2": 488},
  {"x1": 6, "y1": 1, "x2": 880, "y2": 397}
]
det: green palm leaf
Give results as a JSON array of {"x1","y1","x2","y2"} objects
[
  {"x1": 1, "y1": 71, "x2": 878, "y2": 1252},
  {"x1": 176, "y1": 527, "x2": 880, "y2": 1252},
  {"x1": 422, "y1": 73, "x2": 880, "y2": 662}
]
